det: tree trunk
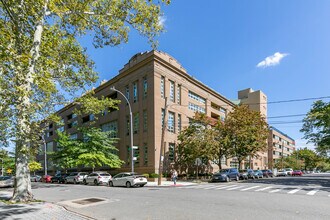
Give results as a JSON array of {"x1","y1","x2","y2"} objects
[{"x1": 11, "y1": 0, "x2": 48, "y2": 202}]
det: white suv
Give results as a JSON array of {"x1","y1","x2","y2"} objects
[
  {"x1": 285, "y1": 168, "x2": 293, "y2": 176},
  {"x1": 83, "y1": 172, "x2": 112, "y2": 185}
]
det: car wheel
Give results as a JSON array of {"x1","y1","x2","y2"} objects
[
  {"x1": 74, "y1": 179, "x2": 77, "y2": 184},
  {"x1": 64, "y1": 179, "x2": 68, "y2": 184},
  {"x1": 94, "y1": 179, "x2": 99, "y2": 186},
  {"x1": 57, "y1": 180, "x2": 60, "y2": 184},
  {"x1": 140, "y1": 184, "x2": 145, "y2": 187},
  {"x1": 235, "y1": 175, "x2": 239, "y2": 181},
  {"x1": 109, "y1": 181, "x2": 114, "y2": 187},
  {"x1": 126, "y1": 181, "x2": 131, "y2": 188},
  {"x1": 83, "y1": 179, "x2": 87, "y2": 185},
  {"x1": 226, "y1": 176, "x2": 230, "y2": 182}
]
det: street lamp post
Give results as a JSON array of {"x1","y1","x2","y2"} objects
[
  {"x1": 41, "y1": 134, "x2": 47, "y2": 176},
  {"x1": 110, "y1": 87, "x2": 134, "y2": 173}
]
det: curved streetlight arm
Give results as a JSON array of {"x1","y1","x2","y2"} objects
[{"x1": 110, "y1": 87, "x2": 134, "y2": 173}]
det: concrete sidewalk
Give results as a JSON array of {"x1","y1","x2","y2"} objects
[{"x1": 0, "y1": 192, "x2": 91, "y2": 220}]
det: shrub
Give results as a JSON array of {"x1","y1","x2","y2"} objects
[{"x1": 149, "y1": 173, "x2": 159, "y2": 178}]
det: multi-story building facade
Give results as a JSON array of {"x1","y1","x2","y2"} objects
[
  {"x1": 39, "y1": 51, "x2": 235, "y2": 174},
  {"x1": 236, "y1": 88, "x2": 268, "y2": 170},
  {"x1": 268, "y1": 126, "x2": 296, "y2": 169}
]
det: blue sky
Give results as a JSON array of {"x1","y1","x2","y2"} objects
[{"x1": 81, "y1": 1, "x2": 330, "y2": 150}]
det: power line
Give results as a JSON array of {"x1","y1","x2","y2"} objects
[{"x1": 267, "y1": 114, "x2": 306, "y2": 119}]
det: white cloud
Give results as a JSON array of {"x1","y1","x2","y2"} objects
[
  {"x1": 158, "y1": 15, "x2": 166, "y2": 28},
  {"x1": 257, "y1": 52, "x2": 289, "y2": 68}
]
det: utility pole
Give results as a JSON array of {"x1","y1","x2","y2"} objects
[{"x1": 158, "y1": 98, "x2": 168, "y2": 186}]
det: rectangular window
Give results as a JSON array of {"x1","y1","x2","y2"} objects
[
  {"x1": 125, "y1": 85, "x2": 130, "y2": 101},
  {"x1": 134, "y1": 147, "x2": 140, "y2": 166},
  {"x1": 48, "y1": 123, "x2": 53, "y2": 129},
  {"x1": 46, "y1": 142, "x2": 54, "y2": 152},
  {"x1": 188, "y1": 91, "x2": 206, "y2": 104},
  {"x1": 82, "y1": 114, "x2": 94, "y2": 123},
  {"x1": 161, "y1": 109, "x2": 165, "y2": 128},
  {"x1": 169, "y1": 80, "x2": 175, "y2": 102},
  {"x1": 221, "y1": 156, "x2": 226, "y2": 165},
  {"x1": 134, "y1": 112, "x2": 139, "y2": 134},
  {"x1": 177, "y1": 85, "x2": 181, "y2": 104},
  {"x1": 144, "y1": 143, "x2": 148, "y2": 165},
  {"x1": 143, "y1": 76, "x2": 147, "y2": 99},
  {"x1": 220, "y1": 108, "x2": 226, "y2": 114},
  {"x1": 57, "y1": 126, "x2": 64, "y2": 132},
  {"x1": 178, "y1": 114, "x2": 182, "y2": 133},
  {"x1": 160, "y1": 76, "x2": 165, "y2": 98},
  {"x1": 188, "y1": 102, "x2": 206, "y2": 113},
  {"x1": 143, "y1": 110, "x2": 147, "y2": 132},
  {"x1": 101, "y1": 121, "x2": 118, "y2": 138},
  {"x1": 133, "y1": 81, "x2": 138, "y2": 103},
  {"x1": 169, "y1": 143, "x2": 175, "y2": 162},
  {"x1": 126, "y1": 116, "x2": 130, "y2": 136},
  {"x1": 70, "y1": 133, "x2": 78, "y2": 140},
  {"x1": 168, "y1": 111, "x2": 175, "y2": 133}
]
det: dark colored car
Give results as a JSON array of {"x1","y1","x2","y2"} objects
[
  {"x1": 253, "y1": 170, "x2": 263, "y2": 178},
  {"x1": 240, "y1": 169, "x2": 256, "y2": 179},
  {"x1": 261, "y1": 169, "x2": 273, "y2": 178},
  {"x1": 51, "y1": 173, "x2": 69, "y2": 183},
  {"x1": 212, "y1": 168, "x2": 240, "y2": 182},
  {"x1": 41, "y1": 175, "x2": 52, "y2": 183}
]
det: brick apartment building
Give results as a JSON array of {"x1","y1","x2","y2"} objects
[
  {"x1": 38, "y1": 51, "x2": 236, "y2": 174},
  {"x1": 37, "y1": 51, "x2": 295, "y2": 175}
]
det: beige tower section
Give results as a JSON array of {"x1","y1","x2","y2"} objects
[{"x1": 237, "y1": 88, "x2": 268, "y2": 170}]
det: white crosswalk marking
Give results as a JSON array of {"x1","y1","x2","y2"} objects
[
  {"x1": 215, "y1": 185, "x2": 238, "y2": 190},
  {"x1": 307, "y1": 189, "x2": 319, "y2": 196},
  {"x1": 240, "y1": 186, "x2": 261, "y2": 191},
  {"x1": 287, "y1": 188, "x2": 301, "y2": 194},
  {"x1": 204, "y1": 186, "x2": 221, "y2": 190},
  {"x1": 255, "y1": 186, "x2": 272, "y2": 192},
  {"x1": 226, "y1": 186, "x2": 244, "y2": 191},
  {"x1": 269, "y1": 189, "x2": 281, "y2": 193}
]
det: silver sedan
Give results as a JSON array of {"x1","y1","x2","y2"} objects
[{"x1": 109, "y1": 172, "x2": 147, "y2": 188}]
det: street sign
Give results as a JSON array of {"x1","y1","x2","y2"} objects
[
  {"x1": 133, "y1": 157, "x2": 137, "y2": 161},
  {"x1": 132, "y1": 146, "x2": 138, "y2": 149}
]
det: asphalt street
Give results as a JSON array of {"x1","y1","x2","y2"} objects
[{"x1": 1, "y1": 173, "x2": 330, "y2": 220}]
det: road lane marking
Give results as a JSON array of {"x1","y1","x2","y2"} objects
[
  {"x1": 255, "y1": 186, "x2": 272, "y2": 191},
  {"x1": 184, "y1": 185, "x2": 209, "y2": 189},
  {"x1": 307, "y1": 189, "x2": 319, "y2": 196},
  {"x1": 288, "y1": 188, "x2": 301, "y2": 194},
  {"x1": 269, "y1": 189, "x2": 281, "y2": 193},
  {"x1": 240, "y1": 186, "x2": 261, "y2": 191},
  {"x1": 215, "y1": 185, "x2": 238, "y2": 190},
  {"x1": 226, "y1": 186, "x2": 244, "y2": 191},
  {"x1": 204, "y1": 186, "x2": 221, "y2": 190}
]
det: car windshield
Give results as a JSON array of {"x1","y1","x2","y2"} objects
[
  {"x1": 219, "y1": 169, "x2": 229, "y2": 173},
  {"x1": 70, "y1": 172, "x2": 78, "y2": 176}
]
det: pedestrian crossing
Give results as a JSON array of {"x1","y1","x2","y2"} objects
[{"x1": 176, "y1": 184, "x2": 330, "y2": 197}]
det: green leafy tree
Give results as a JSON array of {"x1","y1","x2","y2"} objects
[
  {"x1": 54, "y1": 127, "x2": 123, "y2": 172},
  {"x1": 28, "y1": 161, "x2": 42, "y2": 175},
  {"x1": 224, "y1": 105, "x2": 269, "y2": 170},
  {"x1": 177, "y1": 113, "x2": 215, "y2": 177},
  {"x1": 0, "y1": 0, "x2": 170, "y2": 202},
  {"x1": 76, "y1": 127, "x2": 123, "y2": 172},
  {"x1": 0, "y1": 149, "x2": 15, "y2": 175},
  {"x1": 301, "y1": 101, "x2": 330, "y2": 158},
  {"x1": 212, "y1": 121, "x2": 232, "y2": 170},
  {"x1": 296, "y1": 148, "x2": 319, "y2": 171}
]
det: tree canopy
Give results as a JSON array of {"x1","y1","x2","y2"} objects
[
  {"x1": 301, "y1": 100, "x2": 330, "y2": 158},
  {"x1": 0, "y1": 0, "x2": 170, "y2": 202}
]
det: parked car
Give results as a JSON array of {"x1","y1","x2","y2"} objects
[
  {"x1": 285, "y1": 168, "x2": 293, "y2": 176},
  {"x1": 239, "y1": 171, "x2": 248, "y2": 180},
  {"x1": 51, "y1": 173, "x2": 69, "y2": 183},
  {"x1": 0, "y1": 176, "x2": 14, "y2": 187},
  {"x1": 292, "y1": 170, "x2": 303, "y2": 176},
  {"x1": 83, "y1": 172, "x2": 112, "y2": 185},
  {"x1": 261, "y1": 169, "x2": 273, "y2": 178},
  {"x1": 240, "y1": 169, "x2": 255, "y2": 179},
  {"x1": 109, "y1": 172, "x2": 147, "y2": 188},
  {"x1": 277, "y1": 169, "x2": 288, "y2": 177},
  {"x1": 41, "y1": 175, "x2": 52, "y2": 183},
  {"x1": 65, "y1": 172, "x2": 88, "y2": 184},
  {"x1": 254, "y1": 170, "x2": 263, "y2": 178},
  {"x1": 30, "y1": 175, "x2": 41, "y2": 182},
  {"x1": 211, "y1": 168, "x2": 240, "y2": 182}
]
